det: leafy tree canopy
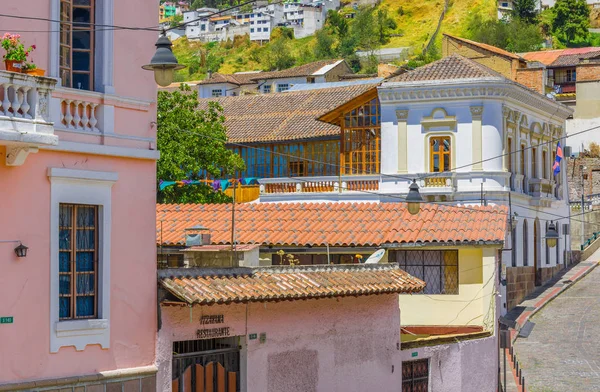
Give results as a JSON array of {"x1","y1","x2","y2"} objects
[
  {"x1": 550, "y1": 0, "x2": 590, "y2": 46},
  {"x1": 512, "y1": 0, "x2": 538, "y2": 24},
  {"x1": 157, "y1": 85, "x2": 245, "y2": 203},
  {"x1": 465, "y1": 14, "x2": 544, "y2": 52}
]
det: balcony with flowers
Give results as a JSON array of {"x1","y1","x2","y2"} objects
[{"x1": 0, "y1": 33, "x2": 57, "y2": 166}]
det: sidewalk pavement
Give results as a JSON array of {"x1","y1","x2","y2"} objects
[
  {"x1": 505, "y1": 259, "x2": 599, "y2": 343},
  {"x1": 500, "y1": 257, "x2": 599, "y2": 392}
]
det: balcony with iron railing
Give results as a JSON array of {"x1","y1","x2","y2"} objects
[{"x1": 0, "y1": 70, "x2": 57, "y2": 166}]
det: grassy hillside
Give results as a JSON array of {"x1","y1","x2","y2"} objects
[{"x1": 172, "y1": 0, "x2": 496, "y2": 82}]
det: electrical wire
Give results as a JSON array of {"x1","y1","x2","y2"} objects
[{"x1": 0, "y1": 0, "x2": 281, "y2": 34}]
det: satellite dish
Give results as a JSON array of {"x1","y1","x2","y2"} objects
[{"x1": 365, "y1": 249, "x2": 386, "y2": 264}]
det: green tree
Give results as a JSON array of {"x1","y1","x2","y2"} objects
[
  {"x1": 191, "y1": 0, "x2": 204, "y2": 10},
  {"x1": 512, "y1": 0, "x2": 538, "y2": 24},
  {"x1": 169, "y1": 14, "x2": 184, "y2": 29},
  {"x1": 264, "y1": 36, "x2": 296, "y2": 70},
  {"x1": 466, "y1": 15, "x2": 544, "y2": 52},
  {"x1": 375, "y1": 8, "x2": 397, "y2": 45},
  {"x1": 326, "y1": 9, "x2": 348, "y2": 38},
  {"x1": 551, "y1": 0, "x2": 590, "y2": 46},
  {"x1": 157, "y1": 85, "x2": 245, "y2": 203},
  {"x1": 351, "y1": 6, "x2": 379, "y2": 51},
  {"x1": 314, "y1": 29, "x2": 335, "y2": 59}
]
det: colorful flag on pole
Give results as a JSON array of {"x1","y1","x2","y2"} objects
[{"x1": 553, "y1": 142, "x2": 563, "y2": 176}]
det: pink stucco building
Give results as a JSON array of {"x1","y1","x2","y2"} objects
[
  {"x1": 157, "y1": 263, "x2": 425, "y2": 392},
  {"x1": 0, "y1": 1, "x2": 159, "y2": 390}
]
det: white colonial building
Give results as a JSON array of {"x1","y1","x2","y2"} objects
[{"x1": 377, "y1": 54, "x2": 573, "y2": 312}]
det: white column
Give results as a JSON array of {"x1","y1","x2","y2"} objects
[
  {"x1": 396, "y1": 110, "x2": 409, "y2": 174},
  {"x1": 471, "y1": 106, "x2": 484, "y2": 171}
]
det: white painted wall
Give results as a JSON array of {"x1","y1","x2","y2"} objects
[{"x1": 198, "y1": 83, "x2": 240, "y2": 98}]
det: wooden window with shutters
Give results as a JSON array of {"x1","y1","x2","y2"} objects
[
  {"x1": 429, "y1": 136, "x2": 451, "y2": 173},
  {"x1": 60, "y1": 0, "x2": 95, "y2": 90},
  {"x1": 59, "y1": 204, "x2": 98, "y2": 320}
]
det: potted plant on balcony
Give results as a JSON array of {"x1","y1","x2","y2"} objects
[
  {"x1": 1, "y1": 33, "x2": 35, "y2": 73},
  {"x1": 22, "y1": 61, "x2": 45, "y2": 77}
]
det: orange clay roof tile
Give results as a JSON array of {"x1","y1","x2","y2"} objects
[
  {"x1": 159, "y1": 264, "x2": 426, "y2": 305},
  {"x1": 156, "y1": 202, "x2": 508, "y2": 247}
]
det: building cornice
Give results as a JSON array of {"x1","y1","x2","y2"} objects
[{"x1": 378, "y1": 79, "x2": 573, "y2": 121}]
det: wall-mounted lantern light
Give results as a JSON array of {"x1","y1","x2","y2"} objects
[
  {"x1": 14, "y1": 243, "x2": 28, "y2": 258},
  {"x1": 142, "y1": 30, "x2": 186, "y2": 87},
  {"x1": 545, "y1": 221, "x2": 559, "y2": 248},
  {"x1": 1, "y1": 240, "x2": 28, "y2": 258},
  {"x1": 406, "y1": 179, "x2": 423, "y2": 215}
]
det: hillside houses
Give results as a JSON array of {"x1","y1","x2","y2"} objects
[{"x1": 183, "y1": 0, "x2": 340, "y2": 43}]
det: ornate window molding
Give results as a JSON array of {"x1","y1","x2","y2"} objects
[{"x1": 48, "y1": 168, "x2": 117, "y2": 352}]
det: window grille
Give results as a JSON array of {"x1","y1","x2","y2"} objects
[
  {"x1": 402, "y1": 359, "x2": 429, "y2": 392},
  {"x1": 59, "y1": 204, "x2": 98, "y2": 320},
  {"x1": 391, "y1": 250, "x2": 458, "y2": 294}
]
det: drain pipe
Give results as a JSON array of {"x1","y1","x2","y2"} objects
[{"x1": 326, "y1": 243, "x2": 330, "y2": 264}]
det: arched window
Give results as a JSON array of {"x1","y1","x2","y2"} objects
[
  {"x1": 523, "y1": 220, "x2": 528, "y2": 266},
  {"x1": 429, "y1": 136, "x2": 451, "y2": 173}
]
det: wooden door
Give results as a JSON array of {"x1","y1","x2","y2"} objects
[{"x1": 172, "y1": 362, "x2": 237, "y2": 392}]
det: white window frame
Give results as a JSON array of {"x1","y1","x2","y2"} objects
[
  {"x1": 277, "y1": 83, "x2": 290, "y2": 92},
  {"x1": 212, "y1": 89, "x2": 224, "y2": 97},
  {"x1": 263, "y1": 84, "x2": 271, "y2": 93},
  {"x1": 48, "y1": 168, "x2": 117, "y2": 352}
]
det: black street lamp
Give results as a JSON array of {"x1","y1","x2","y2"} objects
[
  {"x1": 142, "y1": 30, "x2": 186, "y2": 87},
  {"x1": 406, "y1": 179, "x2": 423, "y2": 215}
]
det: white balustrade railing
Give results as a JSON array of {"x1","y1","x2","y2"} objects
[
  {"x1": 0, "y1": 71, "x2": 55, "y2": 128},
  {"x1": 59, "y1": 98, "x2": 99, "y2": 132}
]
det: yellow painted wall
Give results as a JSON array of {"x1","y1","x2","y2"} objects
[{"x1": 399, "y1": 248, "x2": 497, "y2": 327}]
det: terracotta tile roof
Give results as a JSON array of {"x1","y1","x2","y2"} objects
[
  {"x1": 249, "y1": 59, "x2": 345, "y2": 80},
  {"x1": 197, "y1": 83, "x2": 377, "y2": 142},
  {"x1": 197, "y1": 72, "x2": 259, "y2": 86},
  {"x1": 156, "y1": 202, "x2": 508, "y2": 247},
  {"x1": 444, "y1": 34, "x2": 523, "y2": 61},
  {"x1": 521, "y1": 47, "x2": 600, "y2": 67},
  {"x1": 550, "y1": 50, "x2": 600, "y2": 67},
  {"x1": 159, "y1": 264, "x2": 426, "y2": 305},
  {"x1": 386, "y1": 54, "x2": 504, "y2": 83}
]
